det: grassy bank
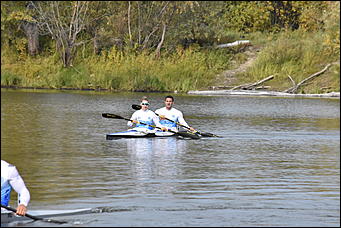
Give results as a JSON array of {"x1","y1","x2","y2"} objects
[
  {"x1": 1, "y1": 46, "x2": 232, "y2": 93},
  {"x1": 237, "y1": 30, "x2": 340, "y2": 94},
  {"x1": 1, "y1": 31, "x2": 339, "y2": 94}
]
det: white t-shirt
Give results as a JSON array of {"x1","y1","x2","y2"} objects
[
  {"x1": 127, "y1": 109, "x2": 163, "y2": 130},
  {"x1": 155, "y1": 107, "x2": 190, "y2": 131},
  {"x1": 1, "y1": 160, "x2": 30, "y2": 207}
]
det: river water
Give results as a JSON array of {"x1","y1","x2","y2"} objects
[{"x1": 1, "y1": 88, "x2": 340, "y2": 227}]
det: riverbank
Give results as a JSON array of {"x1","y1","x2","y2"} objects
[
  {"x1": 2, "y1": 85, "x2": 339, "y2": 100},
  {"x1": 2, "y1": 2, "x2": 339, "y2": 96},
  {"x1": 188, "y1": 44, "x2": 340, "y2": 99},
  {"x1": 2, "y1": 31, "x2": 339, "y2": 95},
  {"x1": 187, "y1": 89, "x2": 340, "y2": 99}
]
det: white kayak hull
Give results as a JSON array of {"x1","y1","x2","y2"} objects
[
  {"x1": 154, "y1": 131, "x2": 175, "y2": 137},
  {"x1": 106, "y1": 129, "x2": 175, "y2": 140}
]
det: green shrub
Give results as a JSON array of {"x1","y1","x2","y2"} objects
[{"x1": 1, "y1": 71, "x2": 22, "y2": 86}]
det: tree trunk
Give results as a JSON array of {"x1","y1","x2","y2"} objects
[
  {"x1": 93, "y1": 32, "x2": 100, "y2": 55},
  {"x1": 127, "y1": 1, "x2": 132, "y2": 45},
  {"x1": 63, "y1": 46, "x2": 73, "y2": 67},
  {"x1": 57, "y1": 39, "x2": 74, "y2": 67},
  {"x1": 155, "y1": 23, "x2": 166, "y2": 59},
  {"x1": 22, "y1": 22, "x2": 40, "y2": 56}
]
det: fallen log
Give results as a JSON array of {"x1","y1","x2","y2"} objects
[
  {"x1": 231, "y1": 75, "x2": 274, "y2": 90},
  {"x1": 255, "y1": 86, "x2": 271, "y2": 90},
  {"x1": 287, "y1": 75, "x2": 296, "y2": 87},
  {"x1": 209, "y1": 86, "x2": 235, "y2": 90},
  {"x1": 283, "y1": 64, "x2": 332, "y2": 93},
  {"x1": 216, "y1": 40, "x2": 250, "y2": 48},
  {"x1": 188, "y1": 90, "x2": 340, "y2": 98}
]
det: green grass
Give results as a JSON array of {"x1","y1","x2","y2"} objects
[
  {"x1": 1, "y1": 45, "x2": 232, "y2": 92},
  {"x1": 1, "y1": 29, "x2": 339, "y2": 93},
  {"x1": 237, "y1": 30, "x2": 340, "y2": 93}
]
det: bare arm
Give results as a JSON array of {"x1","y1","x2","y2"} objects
[{"x1": 127, "y1": 112, "x2": 138, "y2": 127}]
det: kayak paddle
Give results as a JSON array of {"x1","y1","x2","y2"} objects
[
  {"x1": 1, "y1": 204, "x2": 68, "y2": 224},
  {"x1": 131, "y1": 104, "x2": 220, "y2": 137},
  {"x1": 102, "y1": 113, "x2": 200, "y2": 139}
]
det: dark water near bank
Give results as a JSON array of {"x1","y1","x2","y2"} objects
[{"x1": 1, "y1": 89, "x2": 340, "y2": 227}]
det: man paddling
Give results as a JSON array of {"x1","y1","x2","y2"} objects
[
  {"x1": 1, "y1": 160, "x2": 30, "y2": 216},
  {"x1": 155, "y1": 95, "x2": 195, "y2": 133},
  {"x1": 128, "y1": 96, "x2": 167, "y2": 133}
]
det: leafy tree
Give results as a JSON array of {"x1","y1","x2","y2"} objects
[{"x1": 1, "y1": 1, "x2": 39, "y2": 57}]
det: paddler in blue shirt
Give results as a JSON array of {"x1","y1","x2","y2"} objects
[
  {"x1": 128, "y1": 96, "x2": 167, "y2": 133},
  {"x1": 1, "y1": 160, "x2": 30, "y2": 216}
]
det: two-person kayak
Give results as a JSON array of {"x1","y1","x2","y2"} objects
[{"x1": 105, "y1": 129, "x2": 196, "y2": 140}]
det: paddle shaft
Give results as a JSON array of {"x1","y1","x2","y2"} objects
[{"x1": 1, "y1": 204, "x2": 67, "y2": 224}]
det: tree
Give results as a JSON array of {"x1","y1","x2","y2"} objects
[
  {"x1": 1, "y1": 1, "x2": 40, "y2": 56},
  {"x1": 124, "y1": 1, "x2": 182, "y2": 54},
  {"x1": 30, "y1": 1, "x2": 89, "y2": 67},
  {"x1": 22, "y1": 1, "x2": 39, "y2": 56},
  {"x1": 84, "y1": 1, "x2": 126, "y2": 55}
]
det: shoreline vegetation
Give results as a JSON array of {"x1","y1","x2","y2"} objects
[
  {"x1": 1, "y1": 1, "x2": 339, "y2": 98},
  {"x1": 2, "y1": 86, "x2": 339, "y2": 99}
]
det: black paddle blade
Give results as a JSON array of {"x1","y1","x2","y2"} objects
[
  {"x1": 176, "y1": 131, "x2": 201, "y2": 139},
  {"x1": 132, "y1": 104, "x2": 142, "y2": 110},
  {"x1": 102, "y1": 113, "x2": 124, "y2": 119},
  {"x1": 198, "y1": 132, "x2": 221, "y2": 137}
]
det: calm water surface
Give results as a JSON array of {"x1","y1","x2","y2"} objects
[{"x1": 1, "y1": 89, "x2": 340, "y2": 227}]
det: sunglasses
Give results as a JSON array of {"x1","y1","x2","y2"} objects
[{"x1": 141, "y1": 102, "x2": 150, "y2": 106}]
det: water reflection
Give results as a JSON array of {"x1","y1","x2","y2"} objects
[{"x1": 126, "y1": 137, "x2": 188, "y2": 196}]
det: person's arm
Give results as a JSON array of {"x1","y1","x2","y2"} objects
[
  {"x1": 155, "y1": 109, "x2": 165, "y2": 120},
  {"x1": 177, "y1": 111, "x2": 190, "y2": 128},
  {"x1": 8, "y1": 168, "x2": 30, "y2": 216},
  {"x1": 178, "y1": 112, "x2": 195, "y2": 132},
  {"x1": 152, "y1": 113, "x2": 167, "y2": 131},
  {"x1": 127, "y1": 112, "x2": 138, "y2": 127}
]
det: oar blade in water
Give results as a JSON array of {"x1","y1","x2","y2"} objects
[
  {"x1": 176, "y1": 131, "x2": 201, "y2": 139},
  {"x1": 198, "y1": 132, "x2": 221, "y2": 137}
]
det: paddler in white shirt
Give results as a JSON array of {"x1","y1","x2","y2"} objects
[
  {"x1": 1, "y1": 160, "x2": 30, "y2": 216},
  {"x1": 155, "y1": 95, "x2": 195, "y2": 132},
  {"x1": 128, "y1": 96, "x2": 167, "y2": 133}
]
